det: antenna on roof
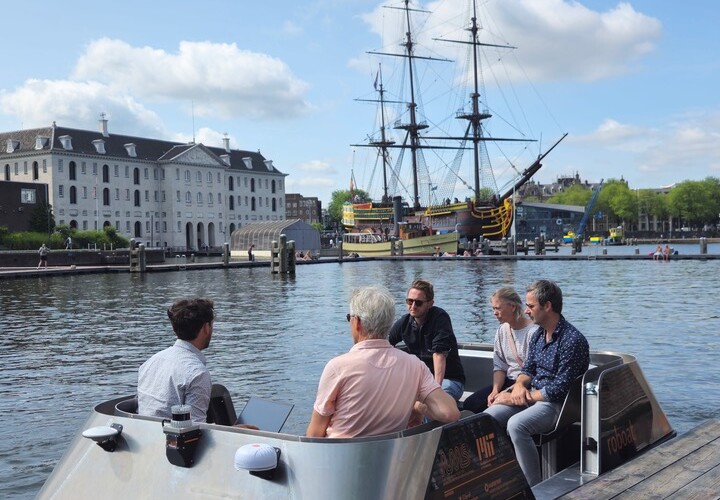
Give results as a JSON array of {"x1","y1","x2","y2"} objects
[{"x1": 191, "y1": 100, "x2": 196, "y2": 144}]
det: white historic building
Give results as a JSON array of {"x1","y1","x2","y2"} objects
[{"x1": 0, "y1": 118, "x2": 287, "y2": 249}]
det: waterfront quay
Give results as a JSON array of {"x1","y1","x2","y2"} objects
[
  {"x1": 1, "y1": 249, "x2": 720, "y2": 280},
  {"x1": 555, "y1": 418, "x2": 720, "y2": 499}
]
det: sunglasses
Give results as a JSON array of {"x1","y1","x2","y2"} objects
[
  {"x1": 405, "y1": 298, "x2": 425, "y2": 307},
  {"x1": 346, "y1": 313, "x2": 359, "y2": 322}
]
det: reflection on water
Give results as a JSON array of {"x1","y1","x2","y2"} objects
[{"x1": 1, "y1": 258, "x2": 719, "y2": 498}]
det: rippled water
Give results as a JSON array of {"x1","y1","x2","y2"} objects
[{"x1": 1, "y1": 255, "x2": 719, "y2": 498}]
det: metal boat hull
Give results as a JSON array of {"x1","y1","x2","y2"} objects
[{"x1": 38, "y1": 346, "x2": 675, "y2": 500}]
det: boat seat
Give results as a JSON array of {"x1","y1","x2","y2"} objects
[
  {"x1": 206, "y1": 384, "x2": 238, "y2": 426},
  {"x1": 115, "y1": 397, "x2": 138, "y2": 416},
  {"x1": 533, "y1": 375, "x2": 584, "y2": 479}
]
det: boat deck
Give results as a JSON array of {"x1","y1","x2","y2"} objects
[{"x1": 558, "y1": 418, "x2": 720, "y2": 499}]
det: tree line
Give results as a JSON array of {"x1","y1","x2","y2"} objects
[{"x1": 543, "y1": 177, "x2": 720, "y2": 232}]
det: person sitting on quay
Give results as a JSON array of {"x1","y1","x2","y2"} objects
[
  {"x1": 137, "y1": 298, "x2": 216, "y2": 423},
  {"x1": 463, "y1": 287, "x2": 538, "y2": 413},
  {"x1": 663, "y1": 244, "x2": 672, "y2": 261},
  {"x1": 306, "y1": 286, "x2": 460, "y2": 438},
  {"x1": 389, "y1": 279, "x2": 465, "y2": 401},
  {"x1": 653, "y1": 245, "x2": 663, "y2": 260},
  {"x1": 483, "y1": 280, "x2": 589, "y2": 486}
]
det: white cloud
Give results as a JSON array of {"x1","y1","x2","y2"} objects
[
  {"x1": 72, "y1": 38, "x2": 310, "y2": 120},
  {"x1": 0, "y1": 79, "x2": 165, "y2": 136},
  {"x1": 360, "y1": 0, "x2": 662, "y2": 83}
]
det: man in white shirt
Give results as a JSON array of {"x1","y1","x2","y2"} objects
[{"x1": 138, "y1": 298, "x2": 215, "y2": 423}]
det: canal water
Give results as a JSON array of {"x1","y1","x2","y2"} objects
[{"x1": 1, "y1": 254, "x2": 719, "y2": 498}]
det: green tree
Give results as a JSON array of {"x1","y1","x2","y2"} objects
[
  {"x1": 327, "y1": 189, "x2": 369, "y2": 226},
  {"x1": 547, "y1": 184, "x2": 593, "y2": 206},
  {"x1": 668, "y1": 178, "x2": 720, "y2": 227},
  {"x1": 596, "y1": 179, "x2": 636, "y2": 225},
  {"x1": 29, "y1": 201, "x2": 55, "y2": 234}
]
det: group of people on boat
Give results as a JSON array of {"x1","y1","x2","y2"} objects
[{"x1": 135, "y1": 278, "x2": 589, "y2": 487}]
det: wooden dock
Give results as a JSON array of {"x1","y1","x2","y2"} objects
[{"x1": 560, "y1": 419, "x2": 720, "y2": 499}]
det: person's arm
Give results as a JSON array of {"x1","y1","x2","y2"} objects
[
  {"x1": 539, "y1": 333, "x2": 590, "y2": 402},
  {"x1": 388, "y1": 317, "x2": 405, "y2": 346},
  {"x1": 432, "y1": 352, "x2": 446, "y2": 385},
  {"x1": 491, "y1": 373, "x2": 540, "y2": 407},
  {"x1": 487, "y1": 370, "x2": 508, "y2": 406},
  {"x1": 422, "y1": 387, "x2": 460, "y2": 423},
  {"x1": 306, "y1": 410, "x2": 331, "y2": 437}
]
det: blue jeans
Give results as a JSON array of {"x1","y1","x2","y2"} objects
[
  {"x1": 441, "y1": 379, "x2": 464, "y2": 401},
  {"x1": 484, "y1": 401, "x2": 561, "y2": 486}
]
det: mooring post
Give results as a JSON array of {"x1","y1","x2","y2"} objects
[
  {"x1": 279, "y1": 234, "x2": 288, "y2": 274},
  {"x1": 222, "y1": 243, "x2": 230, "y2": 266},
  {"x1": 287, "y1": 239, "x2": 296, "y2": 275},
  {"x1": 338, "y1": 240, "x2": 343, "y2": 262},
  {"x1": 138, "y1": 244, "x2": 147, "y2": 272},
  {"x1": 271, "y1": 240, "x2": 278, "y2": 273},
  {"x1": 396, "y1": 240, "x2": 404, "y2": 256},
  {"x1": 700, "y1": 237, "x2": 707, "y2": 255}
]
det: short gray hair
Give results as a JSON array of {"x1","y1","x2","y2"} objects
[
  {"x1": 527, "y1": 280, "x2": 563, "y2": 314},
  {"x1": 349, "y1": 286, "x2": 395, "y2": 340},
  {"x1": 491, "y1": 286, "x2": 524, "y2": 320}
]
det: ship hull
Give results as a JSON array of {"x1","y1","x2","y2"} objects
[{"x1": 342, "y1": 232, "x2": 459, "y2": 257}]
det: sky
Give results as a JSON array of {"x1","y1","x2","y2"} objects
[{"x1": 1, "y1": 0, "x2": 718, "y2": 207}]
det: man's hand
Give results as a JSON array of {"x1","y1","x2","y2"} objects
[
  {"x1": 408, "y1": 400, "x2": 427, "y2": 427},
  {"x1": 234, "y1": 423, "x2": 260, "y2": 430}
]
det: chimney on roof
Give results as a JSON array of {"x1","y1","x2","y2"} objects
[
  {"x1": 99, "y1": 112, "x2": 109, "y2": 137},
  {"x1": 222, "y1": 134, "x2": 230, "y2": 153}
]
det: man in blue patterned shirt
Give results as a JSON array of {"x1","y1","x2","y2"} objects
[{"x1": 484, "y1": 280, "x2": 589, "y2": 486}]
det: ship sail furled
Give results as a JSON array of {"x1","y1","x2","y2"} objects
[{"x1": 348, "y1": 0, "x2": 566, "y2": 241}]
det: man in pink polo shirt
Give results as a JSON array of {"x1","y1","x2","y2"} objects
[{"x1": 306, "y1": 286, "x2": 460, "y2": 438}]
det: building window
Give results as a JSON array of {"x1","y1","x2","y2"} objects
[
  {"x1": 207, "y1": 192, "x2": 213, "y2": 205},
  {"x1": 70, "y1": 186, "x2": 77, "y2": 204},
  {"x1": 4, "y1": 164, "x2": 10, "y2": 181},
  {"x1": 207, "y1": 172, "x2": 213, "y2": 183},
  {"x1": 185, "y1": 191, "x2": 191, "y2": 204},
  {"x1": 33, "y1": 162, "x2": 39, "y2": 180},
  {"x1": 272, "y1": 198, "x2": 277, "y2": 212},
  {"x1": 103, "y1": 188, "x2": 110, "y2": 206},
  {"x1": 82, "y1": 186, "x2": 87, "y2": 199},
  {"x1": 59, "y1": 185, "x2": 64, "y2": 197},
  {"x1": 185, "y1": 170, "x2": 191, "y2": 182},
  {"x1": 125, "y1": 165, "x2": 129, "y2": 178},
  {"x1": 115, "y1": 188, "x2": 120, "y2": 200},
  {"x1": 42, "y1": 159, "x2": 47, "y2": 173},
  {"x1": 250, "y1": 178, "x2": 255, "y2": 192},
  {"x1": 114, "y1": 165, "x2": 119, "y2": 177},
  {"x1": 92, "y1": 163, "x2": 97, "y2": 175},
  {"x1": 197, "y1": 192, "x2": 203, "y2": 204},
  {"x1": 153, "y1": 168, "x2": 158, "y2": 180},
  {"x1": 196, "y1": 171, "x2": 202, "y2": 183},
  {"x1": 134, "y1": 190, "x2": 141, "y2": 207},
  {"x1": 229, "y1": 176, "x2": 234, "y2": 191},
  {"x1": 176, "y1": 190, "x2": 181, "y2": 202},
  {"x1": 271, "y1": 179, "x2": 276, "y2": 193},
  {"x1": 154, "y1": 191, "x2": 158, "y2": 202},
  {"x1": 81, "y1": 162, "x2": 86, "y2": 174},
  {"x1": 144, "y1": 168, "x2": 149, "y2": 179},
  {"x1": 21, "y1": 188, "x2": 36, "y2": 203},
  {"x1": 217, "y1": 193, "x2": 221, "y2": 204},
  {"x1": 133, "y1": 168, "x2": 140, "y2": 185},
  {"x1": 83, "y1": 220, "x2": 88, "y2": 230},
  {"x1": 176, "y1": 168, "x2": 180, "y2": 180},
  {"x1": 251, "y1": 197, "x2": 256, "y2": 211},
  {"x1": 126, "y1": 189, "x2": 130, "y2": 201},
  {"x1": 144, "y1": 190, "x2": 149, "y2": 202},
  {"x1": 69, "y1": 161, "x2": 77, "y2": 180},
  {"x1": 229, "y1": 196, "x2": 235, "y2": 210},
  {"x1": 161, "y1": 191, "x2": 166, "y2": 202},
  {"x1": 103, "y1": 164, "x2": 110, "y2": 183}
]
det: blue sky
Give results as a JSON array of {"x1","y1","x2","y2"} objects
[{"x1": 1, "y1": 0, "x2": 718, "y2": 206}]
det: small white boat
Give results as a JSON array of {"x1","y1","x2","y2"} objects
[{"x1": 38, "y1": 344, "x2": 674, "y2": 499}]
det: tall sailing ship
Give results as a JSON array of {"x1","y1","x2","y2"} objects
[{"x1": 343, "y1": 0, "x2": 567, "y2": 246}]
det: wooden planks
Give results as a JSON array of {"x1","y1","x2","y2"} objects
[{"x1": 560, "y1": 419, "x2": 720, "y2": 499}]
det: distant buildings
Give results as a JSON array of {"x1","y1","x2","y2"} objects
[
  {"x1": 285, "y1": 193, "x2": 322, "y2": 224},
  {"x1": 0, "y1": 117, "x2": 287, "y2": 249}
]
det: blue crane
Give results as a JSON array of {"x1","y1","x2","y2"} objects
[{"x1": 576, "y1": 179, "x2": 604, "y2": 240}]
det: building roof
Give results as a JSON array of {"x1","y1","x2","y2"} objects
[
  {"x1": 231, "y1": 219, "x2": 320, "y2": 251},
  {"x1": 0, "y1": 122, "x2": 285, "y2": 176}
]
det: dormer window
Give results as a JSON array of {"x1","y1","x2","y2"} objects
[
  {"x1": 264, "y1": 160, "x2": 274, "y2": 171},
  {"x1": 6, "y1": 139, "x2": 19, "y2": 153},
  {"x1": 220, "y1": 154, "x2": 231, "y2": 165},
  {"x1": 92, "y1": 139, "x2": 106, "y2": 154},
  {"x1": 58, "y1": 135, "x2": 73, "y2": 150},
  {"x1": 35, "y1": 136, "x2": 49, "y2": 150},
  {"x1": 243, "y1": 157, "x2": 253, "y2": 170},
  {"x1": 124, "y1": 143, "x2": 137, "y2": 157}
]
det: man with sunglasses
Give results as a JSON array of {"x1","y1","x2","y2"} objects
[{"x1": 389, "y1": 279, "x2": 465, "y2": 402}]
